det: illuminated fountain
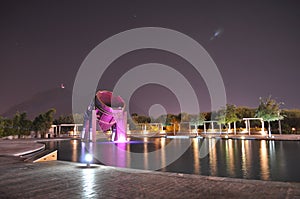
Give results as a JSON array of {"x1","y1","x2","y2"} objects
[{"x1": 82, "y1": 90, "x2": 127, "y2": 142}]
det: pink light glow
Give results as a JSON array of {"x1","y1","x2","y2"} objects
[
  {"x1": 116, "y1": 133, "x2": 127, "y2": 143},
  {"x1": 94, "y1": 90, "x2": 127, "y2": 142}
]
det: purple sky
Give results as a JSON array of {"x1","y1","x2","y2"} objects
[{"x1": 1, "y1": 1, "x2": 300, "y2": 117}]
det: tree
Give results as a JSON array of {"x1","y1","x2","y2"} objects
[
  {"x1": 135, "y1": 115, "x2": 151, "y2": 124},
  {"x1": 73, "y1": 113, "x2": 84, "y2": 124},
  {"x1": 33, "y1": 109, "x2": 56, "y2": 138},
  {"x1": 12, "y1": 112, "x2": 21, "y2": 136},
  {"x1": 216, "y1": 104, "x2": 239, "y2": 133},
  {"x1": 255, "y1": 96, "x2": 284, "y2": 137},
  {"x1": 178, "y1": 112, "x2": 191, "y2": 123},
  {"x1": 236, "y1": 106, "x2": 256, "y2": 119},
  {"x1": 18, "y1": 112, "x2": 32, "y2": 136},
  {"x1": 53, "y1": 114, "x2": 74, "y2": 125},
  {"x1": 3, "y1": 118, "x2": 14, "y2": 137},
  {"x1": 190, "y1": 113, "x2": 207, "y2": 126},
  {"x1": 12, "y1": 112, "x2": 32, "y2": 137},
  {"x1": 130, "y1": 113, "x2": 151, "y2": 124},
  {"x1": 0, "y1": 116, "x2": 4, "y2": 137},
  {"x1": 281, "y1": 109, "x2": 300, "y2": 134}
]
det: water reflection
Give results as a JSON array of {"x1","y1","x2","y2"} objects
[
  {"x1": 241, "y1": 140, "x2": 252, "y2": 178},
  {"x1": 160, "y1": 138, "x2": 166, "y2": 172},
  {"x1": 269, "y1": 140, "x2": 276, "y2": 165},
  {"x1": 126, "y1": 143, "x2": 131, "y2": 168},
  {"x1": 72, "y1": 140, "x2": 77, "y2": 162},
  {"x1": 80, "y1": 142, "x2": 86, "y2": 162},
  {"x1": 116, "y1": 143, "x2": 127, "y2": 168},
  {"x1": 225, "y1": 139, "x2": 235, "y2": 176},
  {"x1": 260, "y1": 140, "x2": 270, "y2": 180},
  {"x1": 143, "y1": 138, "x2": 148, "y2": 169},
  {"x1": 193, "y1": 138, "x2": 200, "y2": 174},
  {"x1": 208, "y1": 138, "x2": 217, "y2": 176},
  {"x1": 50, "y1": 138, "x2": 300, "y2": 182}
]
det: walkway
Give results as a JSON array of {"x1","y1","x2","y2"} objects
[
  {"x1": 0, "y1": 139, "x2": 45, "y2": 156},
  {"x1": 0, "y1": 156, "x2": 300, "y2": 198}
]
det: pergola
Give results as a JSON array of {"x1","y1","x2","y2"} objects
[
  {"x1": 203, "y1": 121, "x2": 222, "y2": 134},
  {"x1": 51, "y1": 123, "x2": 83, "y2": 137},
  {"x1": 242, "y1": 118, "x2": 264, "y2": 135}
]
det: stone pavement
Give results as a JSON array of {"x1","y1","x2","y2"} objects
[
  {"x1": 0, "y1": 140, "x2": 45, "y2": 156},
  {"x1": 0, "y1": 156, "x2": 300, "y2": 199}
]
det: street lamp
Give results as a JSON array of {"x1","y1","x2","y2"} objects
[{"x1": 278, "y1": 111, "x2": 282, "y2": 135}]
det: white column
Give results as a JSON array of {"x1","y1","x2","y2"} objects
[
  {"x1": 58, "y1": 126, "x2": 61, "y2": 137},
  {"x1": 91, "y1": 110, "x2": 97, "y2": 142},
  {"x1": 234, "y1": 121, "x2": 236, "y2": 135},
  {"x1": 261, "y1": 119, "x2": 264, "y2": 135},
  {"x1": 73, "y1": 125, "x2": 75, "y2": 136},
  {"x1": 248, "y1": 120, "x2": 251, "y2": 136},
  {"x1": 173, "y1": 123, "x2": 176, "y2": 135},
  {"x1": 279, "y1": 119, "x2": 282, "y2": 135}
]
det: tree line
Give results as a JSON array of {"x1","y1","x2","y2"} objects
[
  {"x1": 0, "y1": 109, "x2": 84, "y2": 138},
  {"x1": 130, "y1": 96, "x2": 300, "y2": 134},
  {"x1": 1, "y1": 96, "x2": 300, "y2": 137},
  {"x1": 0, "y1": 109, "x2": 56, "y2": 138}
]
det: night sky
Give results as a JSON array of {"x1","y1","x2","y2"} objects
[{"x1": 1, "y1": 1, "x2": 300, "y2": 118}]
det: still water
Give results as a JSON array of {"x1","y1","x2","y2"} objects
[{"x1": 46, "y1": 138, "x2": 300, "y2": 182}]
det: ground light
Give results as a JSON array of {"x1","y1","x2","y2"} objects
[{"x1": 85, "y1": 153, "x2": 93, "y2": 168}]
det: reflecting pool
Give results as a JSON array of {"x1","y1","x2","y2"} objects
[{"x1": 45, "y1": 138, "x2": 300, "y2": 182}]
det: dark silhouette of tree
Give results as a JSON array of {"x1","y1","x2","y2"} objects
[
  {"x1": 53, "y1": 114, "x2": 74, "y2": 125},
  {"x1": 190, "y1": 113, "x2": 207, "y2": 126},
  {"x1": 33, "y1": 108, "x2": 56, "y2": 138},
  {"x1": 216, "y1": 104, "x2": 239, "y2": 132},
  {"x1": 255, "y1": 96, "x2": 284, "y2": 137},
  {"x1": 0, "y1": 116, "x2": 4, "y2": 137}
]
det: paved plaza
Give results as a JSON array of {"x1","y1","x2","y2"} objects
[{"x1": 0, "y1": 156, "x2": 300, "y2": 198}]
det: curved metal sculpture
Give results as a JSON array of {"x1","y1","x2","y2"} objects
[{"x1": 82, "y1": 90, "x2": 127, "y2": 142}]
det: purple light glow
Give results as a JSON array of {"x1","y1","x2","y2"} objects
[
  {"x1": 94, "y1": 90, "x2": 127, "y2": 142},
  {"x1": 115, "y1": 134, "x2": 127, "y2": 143}
]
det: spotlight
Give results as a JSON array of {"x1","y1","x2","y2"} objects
[{"x1": 85, "y1": 153, "x2": 93, "y2": 167}]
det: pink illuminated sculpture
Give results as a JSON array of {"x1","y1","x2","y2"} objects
[{"x1": 82, "y1": 90, "x2": 127, "y2": 142}]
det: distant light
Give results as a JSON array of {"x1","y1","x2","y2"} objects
[
  {"x1": 260, "y1": 131, "x2": 267, "y2": 136},
  {"x1": 85, "y1": 154, "x2": 93, "y2": 162},
  {"x1": 292, "y1": 127, "x2": 296, "y2": 131},
  {"x1": 241, "y1": 136, "x2": 245, "y2": 140},
  {"x1": 60, "y1": 83, "x2": 65, "y2": 89},
  {"x1": 115, "y1": 134, "x2": 127, "y2": 143},
  {"x1": 225, "y1": 135, "x2": 228, "y2": 139}
]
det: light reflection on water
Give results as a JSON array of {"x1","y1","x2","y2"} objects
[
  {"x1": 209, "y1": 138, "x2": 217, "y2": 176},
  {"x1": 193, "y1": 139, "x2": 199, "y2": 174},
  {"x1": 47, "y1": 138, "x2": 300, "y2": 182},
  {"x1": 260, "y1": 140, "x2": 270, "y2": 180}
]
